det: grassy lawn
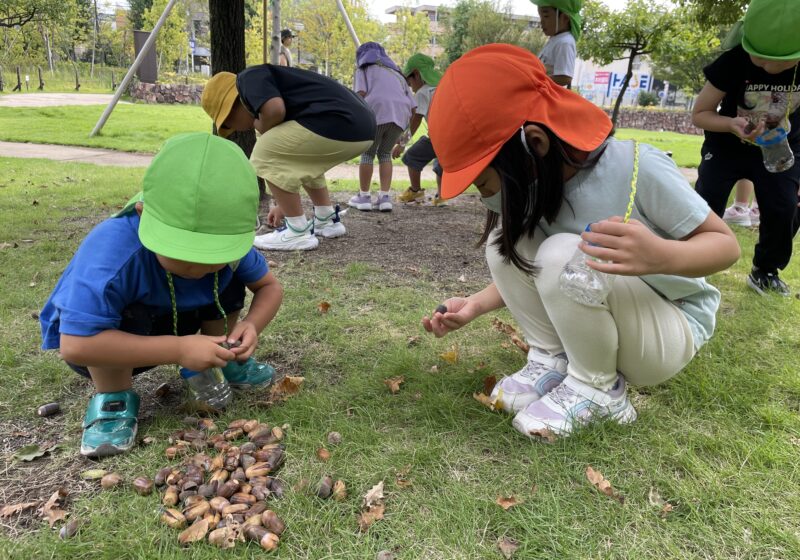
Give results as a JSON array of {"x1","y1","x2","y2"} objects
[
  {"x1": 0, "y1": 103, "x2": 704, "y2": 168},
  {"x1": 1, "y1": 158, "x2": 799, "y2": 559}
]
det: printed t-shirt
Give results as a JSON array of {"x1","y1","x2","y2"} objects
[
  {"x1": 236, "y1": 64, "x2": 376, "y2": 142},
  {"x1": 537, "y1": 138, "x2": 720, "y2": 349},
  {"x1": 39, "y1": 213, "x2": 269, "y2": 350},
  {"x1": 539, "y1": 32, "x2": 577, "y2": 78},
  {"x1": 354, "y1": 64, "x2": 416, "y2": 129},
  {"x1": 703, "y1": 46, "x2": 800, "y2": 150}
]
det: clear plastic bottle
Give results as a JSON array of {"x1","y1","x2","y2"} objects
[
  {"x1": 755, "y1": 127, "x2": 795, "y2": 173},
  {"x1": 559, "y1": 224, "x2": 615, "y2": 307},
  {"x1": 180, "y1": 367, "x2": 232, "y2": 410}
]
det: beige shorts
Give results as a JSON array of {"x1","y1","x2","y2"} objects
[{"x1": 250, "y1": 120, "x2": 372, "y2": 193}]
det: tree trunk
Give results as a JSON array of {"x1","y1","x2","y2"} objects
[
  {"x1": 611, "y1": 50, "x2": 637, "y2": 127},
  {"x1": 91, "y1": 0, "x2": 98, "y2": 78},
  {"x1": 208, "y1": 0, "x2": 266, "y2": 198},
  {"x1": 271, "y1": 0, "x2": 280, "y2": 65}
]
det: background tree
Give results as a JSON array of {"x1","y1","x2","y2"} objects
[
  {"x1": 678, "y1": 0, "x2": 746, "y2": 26},
  {"x1": 442, "y1": 0, "x2": 545, "y2": 65},
  {"x1": 142, "y1": 0, "x2": 189, "y2": 73},
  {"x1": 580, "y1": 0, "x2": 680, "y2": 125},
  {"x1": 0, "y1": 0, "x2": 62, "y2": 29},
  {"x1": 129, "y1": 0, "x2": 155, "y2": 31},
  {"x1": 384, "y1": 7, "x2": 431, "y2": 69}
]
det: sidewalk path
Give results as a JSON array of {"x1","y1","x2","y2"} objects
[
  {"x1": 0, "y1": 140, "x2": 699, "y2": 183},
  {"x1": 0, "y1": 93, "x2": 120, "y2": 107}
]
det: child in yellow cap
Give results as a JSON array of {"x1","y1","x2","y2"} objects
[
  {"x1": 40, "y1": 133, "x2": 284, "y2": 457},
  {"x1": 202, "y1": 66, "x2": 376, "y2": 251}
]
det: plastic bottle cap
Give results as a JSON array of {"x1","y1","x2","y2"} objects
[
  {"x1": 755, "y1": 127, "x2": 789, "y2": 147},
  {"x1": 179, "y1": 368, "x2": 199, "y2": 379}
]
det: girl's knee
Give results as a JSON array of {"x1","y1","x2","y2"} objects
[{"x1": 536, "y1": 233, "x2": 580, "y2": 269}]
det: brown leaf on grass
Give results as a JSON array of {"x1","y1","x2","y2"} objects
[
  {"x1": 439, "y1": 346, "x2": 459, "y2": 364},
  {"x1": 268, "y1": 376, "x2": 305, "y2": 402},
  {"x1": 497, "y1": 536, "x2": 520, "y2": 559},
  {"x1": 529, "y1": 428, "x2": 558, "y2": 443},
  {"x1": 317, "y1": 301, "x2": 331, "y2": 314},
  {"x1": 495, "y1": 495, "x2": 521, "y2": 511},
  {"x1": 586, "y1": 467, "x2": 624, "y2": 503},
  {"x1": 492, "y1": 318, "x2": 518, "y2": 336},
  {"x1": 0, "y1": 502, "x2": 39, "y2": 518},
  {"x1": 332, "y1": 479, "x2": 347, "y2": 502},
  {"x1": 406, "y1": 335, "x2": 421, "y2": 347},
  {"x1": 316, "y1": 447, "x2": 331, "y2": 462},
  {"x1": 357, "y1": 504, "x2": 385, "y2": 532},
  {"x1": 40, "y1": 487, "x2": 68, "y2": 527},
  {"x1": 510, "y1": 334, "x2": 530, "y2": 354},
  {"x1": 500, "y1": 342, "x2": 511, "y2": 349},
  {"x1": 648, "y1": 487, "x2": 674, "y2": 517},
  {"x1": 483, "y1": 375, "x2": 497, "y2": 395},
  {"x1": 473, "y1": 392, "x2": 502, "y2": 412},
  {"x1": 362, "y1": 481, "x2": 385, "y2": 508},
  {"x1": 384, "y1": 376, "x2": 404, "y2": 394},
  {"x1": 178, "y1": 518, "x2": 210, "y2": 544}
]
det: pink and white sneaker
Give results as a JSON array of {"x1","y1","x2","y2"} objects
[
  {"x1": 512, "y1": 374, "x2": 637, "y2": 439},
  {"x1": 489, "y1": 348, "x2": 567, "y2": 414},
  {"x1": 749, "y1": 206, "x2": 760, "y2": 227},
  {"x1": 722, "y1": 204, "x2": 752, "y2": 227}
]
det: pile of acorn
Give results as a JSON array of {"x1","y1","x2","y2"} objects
[{"x1": 132, "y1": 418, "x2": 289, "y2": 550}]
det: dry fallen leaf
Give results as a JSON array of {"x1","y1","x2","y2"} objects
[
  {"x1": 497, "y1": 536, "x2": 520, "y2": 559},
  {"x1": 357, "y1": 504, "x2": 385, "y2": 532},
  {"x1": 473, "y1": 392, "x2": 502, "y2": 411},
  {"x1": 586, "y1": 466, "x2": 623, "y2": 503},
  {"x1": 528, "y1": 428, "x2": 558, "y2": 443},
  {"x1": 268, "y1": 376, "x2": 305, "y2": 402},
  {"x1": 439, "y1": 346, "x2": 459, "y2": 364},
  {"x1": 0, "y1": 502, "x2": 39, "y2": 518},
  {"x1": 495, "y1": 495, "x2": 521, "y2": 511},
  {"x1": 363, "y1": 481, "x2": 385, "y2": 508},
  {"x1": 40, "y1": 488, "x2": 68, "y2": 527},
  {"x1": 406, "y1": 335, "x2": 420, "y2": 347},
  {"x1": 316, "y1": 447, "x2": 331, "y2": 462},
  {"x1": 317, "y1": 301, "x2": 331, "y2": 314},
  {"x1": 648, "y1": 487, "x2": 674, "y2": 517},
  {"x1": 483, "y1": 375, "x2": 497, "y2": 395},
  {"x1": 384, "y1": 376, "x2": 404, "y2": 394},
  {"x1": 492, "y1": 318, "x2": 518, "y2": 335},
  {"x1": 510, "y1": 334, "x2": 530, "y2": 353},
  {"x1": 178, "y1": 518, "x2": 210, "y2": 544},
  {"x1": 332, "y1": 479, "x2": 347, "y2": 502}
]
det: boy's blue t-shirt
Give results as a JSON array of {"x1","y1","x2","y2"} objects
[{"x1": 40, "y1": 213, "x2": 268, "y2": 350}]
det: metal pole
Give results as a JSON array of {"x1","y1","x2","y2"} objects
[
  {"x1": 89, "y1": 0, "x2": 179, "y2": 137},
  {"x1": 271, "y1": 0, "x2": 280, "y2": 65},
  {"x1": 335, "y1": 0, "x2": 360, "y2": 47},
  {"x1": 262, "y1": 0, "x2": 268, "y2": 64}
]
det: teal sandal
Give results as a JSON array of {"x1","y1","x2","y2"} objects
[
  {"x1": 222, "y1": 357, "x2": 275, "y2": 389},
  {"x1": 80, "y1": 390, "x2": 140, "y2": 458}
]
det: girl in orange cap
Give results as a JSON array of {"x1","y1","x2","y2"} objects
[{"x1": 422, "y1": 44, "x2": 740, "y2": 439}]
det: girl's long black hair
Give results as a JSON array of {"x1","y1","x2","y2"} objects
[{"x1": 477, "y1": 124, "x2": 610, "y2": 275}]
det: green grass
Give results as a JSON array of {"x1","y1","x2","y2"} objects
[
  {"x1": 1, "y1": 158, "x2": 799, "y2": 559},
  {"x1": 616, "y1": 129, "x2": 703, "y2": 168}
]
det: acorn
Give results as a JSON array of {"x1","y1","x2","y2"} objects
[
  {"x1": 182, "y1": 430, "x2": 205, "y2": 443},
  {"x1": 154, "y1": 466, "x2": 173, "y2": 487},
  {"x1": 209, "y1": 496, "x2": 230, "y2": 513},
  {"x1": 162, "y1": 485, "x2": 179, "y2": 507},
  {"x1": 230, "y1": 492, "x2": 256, "y2": 506},
  {"x1": 269, "y1": 478, "x2": 286, "y2": 499},
  {"x1": 59, "y1": 519, "x2": 80, "y2": 539},
  {"x1": 203, "y1": 511, "x2": 221, "y2": 530},
  {"x1": 183, "y1": 500, "x2": 210, "y2": 522},
  {"x1": 242, "y1": 419, "x2": 260, "y2": 433},
  {"x1": 271, "y1": 426, "x2": 284, "y2": 441},
  {"x1": 316, "y1": 475, "x2": 334, "y2": 499},
  {"x1": 224, "y1": 453, "x2": 240, "y2": 472},
  {"x1": 245, "y1": 463, "x2": 270, "y2": 479},
  {"x1": 211, "y1": 454, "x2": 225, "y2": 471},
  {"x1": 242, "y1": 514, "x2": 263, "y2": 529},
  {"x1": 261, "y1": 510, "x2": 286, "y2": 536},
  {"x1": 266, "y1": 448, "x2": 285, "y2": 471},
  {"x1": 245, "y1": 502, "x2": 267, "y2": 519},
  {"x1": 238, "y1": 482, "x2": 252, "y2": 495},
  {"x1": 249, "y1": 475, "x2": 270, "y2": 486},
  {"x1": 209, "y1": 469, "x2": 229, "y2": 485},
  {"x1": 178, "y1": 489, "x2": 197, "y2": 503},
  {"x1": 165, "y1": 470, "x2": 184, "y2": 487},
  {"x1": 251, "y1": 485, "x2": 271, "y2": 501},
  {"x1": 231, "y1": 467, "x2": 247, "y2": 483},
  {"x1": 208, "y1": 526, "x2": 237, "y2": 549},
  {"x1": 198, "y1": 483, "x2": 216, "y2": 498},
  {"x1": 247, "y1": 425, "x2": 272, "y2": 440},
  {"x1": 161, "y1": 508, "x2": 186, "y2": 529},
  {"x1": 132, "y1": 477, "x2": 154, "y2": 496},
  {"x1": 223, "y1": 428, "x2": 243, "y2": 441},
  {"x1": 164, "y1": 446, "x2": 180, "y2": 460},
  {"x1": 216, "y1": 480, "x2": 239, "y2": 499},
  {"x1": 221, "y1": 503, "x2": 249, "y2": 516},
  {"x1": 244, "y1": 526, "x2": 280, "y2": 551},
  {"x1": 100, "y1": 473, "x2": 123, "y2": 490},
  {"x1": 214, "y1": 440, "x2": 231, "y2": 453},
  {"x1": 240, "y1": 453, "x2": 256, "y2": 470},
  {"x1": 240, "y1": 442, "x2": 256, "y2": 454},
  {"x1": 198, "y1": 418, "x2": 217, "y2": 432},
  {"x1": 180, "y1": 480, "x2": 198, "y2": 494},
  {"x1": 227, "y1": 419, "x2": 248, "y2": 430},
  {"x1": 183, "y1": 494, "x2": 205, "y2": 508},
  {"x1": 190, "y1": 453, "x2": 213, "y2": 472},
  {"x1": 37, "y1": 402, "x2": 61, "y2": 417}
]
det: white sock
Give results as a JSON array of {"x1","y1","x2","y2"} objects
[
  {"x1": 285, "y1": 215, "x2": 309, "y2": 232},
  {"x1": 315, "y1": 205, "x2": 334, "y2": 220}
]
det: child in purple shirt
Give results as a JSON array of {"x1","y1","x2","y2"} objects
[{"x1": 349, "y1": 42, "x2": 416, "y2": 212}]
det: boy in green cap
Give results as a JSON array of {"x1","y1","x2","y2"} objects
[
  {"x1": 531, "y1": 0, "x2": 582, "y2": 87},
  {"x1": 693, "y1": 0, "x2": 800, "y2": 296},
  {"x1": 392, "y1": 53, "x2": 445, "y2": 206},
  {"x1": 39, "y1": 133, "x2": 284, "y2": 458}
]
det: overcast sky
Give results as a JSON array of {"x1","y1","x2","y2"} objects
[{"x1": 369, "y1": 0, "x2": 631, "y2": 22}]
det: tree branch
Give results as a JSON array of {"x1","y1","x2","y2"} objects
[{"x1": 0, "y1": 8, "x2": 37, "y2": 29}]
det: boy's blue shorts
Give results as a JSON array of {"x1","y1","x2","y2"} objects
[{"x1": 67, "y1": 277, "x2": 246, "y2": 378}]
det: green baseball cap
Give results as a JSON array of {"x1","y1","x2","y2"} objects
[
  {"x1": 403, "y1": 53, "x2": 442, "y2": 86},
  {"x1": 138, "y1": 132, "x2": 259, "y2": 264},
  {"x1": 531, "y1": 0, "x2": 583, "y2": 40},
  {"x1": 742, "y1": 0, "x2": 800, "y2": 60}
]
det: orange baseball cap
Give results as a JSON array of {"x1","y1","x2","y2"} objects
[{"x1": 429, "y1": 44, "x2": 612, "y2": 199}]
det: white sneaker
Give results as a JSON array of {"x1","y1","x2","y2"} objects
[
  {"x1": 314, "y1": 205, "x2": 346, "y2": 239},
  {"x1": 253, "y1": 223, "x2": 318, "y2": 251},
  {"x1": 375, "y1": 193, "x2": 393, "y2": 212},
  {"x1": 722, "y1": 204, "x2": 751, "y2": 227},
  {"x1": 512, "y1": 374, "x2": 637, "y2": 439},
  {"x1": 490, "y1": 347, "x2": 567, "y2": 413}
]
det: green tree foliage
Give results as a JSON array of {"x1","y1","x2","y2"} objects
[
  {"x1": 580, "y1": 0, "x2": 680, "y2": 125},
  {"x1": 442, "y1": 0, "x2": 545, "y2": 65},
  {"x1": 129, "y1": 0, "x2": 154, "y2": 31},
  {"x1": 0, "y1": 0, "x2": 63, "y2": 28},
  {"x1": 142, "y1": 0, "x2": 189, "y2": 72},
  {"x1": 678, "y1": 0, "x2": 746, "y2": 26},
  {"x1": 384, "y1": 7, "x2": 431, "y2": 69}
]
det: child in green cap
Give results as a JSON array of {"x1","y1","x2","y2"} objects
[
  {"x1": 531, "y1": 0, "x2": 582, "y2": 87},
  {"x1": 39, "y1": 133, "x2": 284, "y2": 458},
  {"x1": 693, "y1": 0, "x2": 800, "y2": 296},
  {"x1": 392, "y1": 53, "x2": 445, "y2": 206}
]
